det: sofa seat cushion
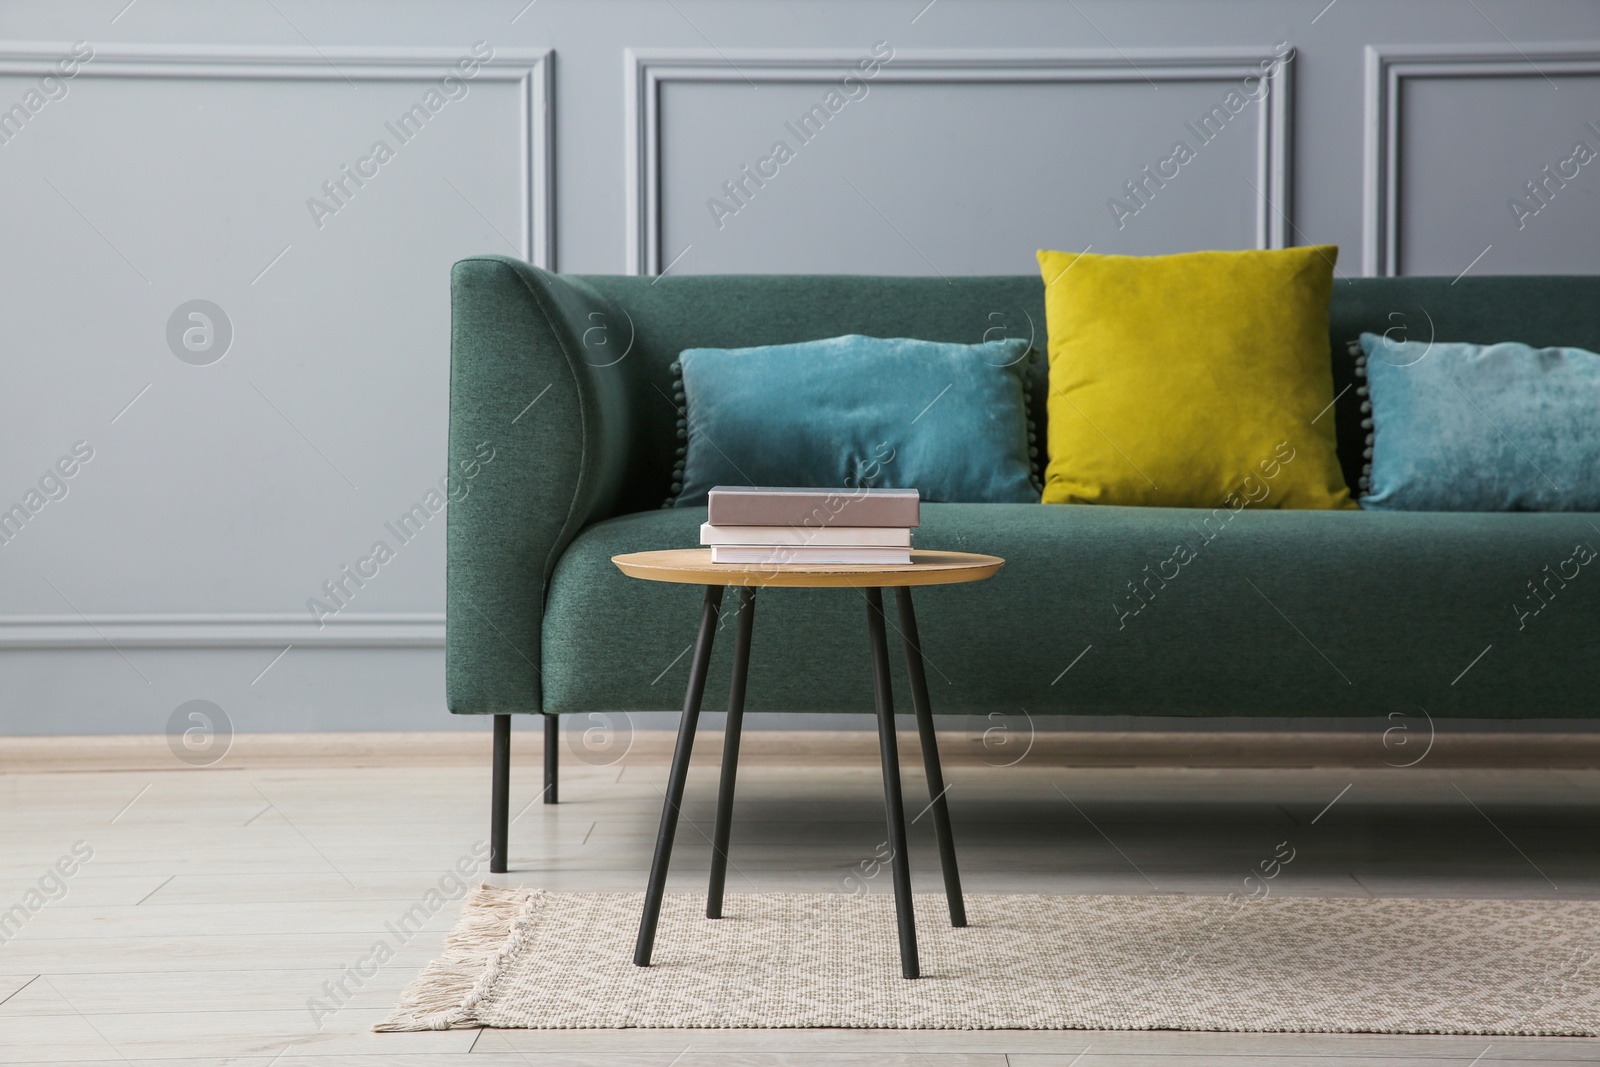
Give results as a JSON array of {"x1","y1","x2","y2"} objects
[{"x1": 542, "y1": 503, "x2": 1600, "y2": 718}]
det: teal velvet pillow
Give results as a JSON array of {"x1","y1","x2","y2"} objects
[
  {"x1": 1359, "y1": 332, "x2": 1600, "y2": 511},
  {"x1": 670, "y1": 334, "x2": 1041, "y2": 507}
]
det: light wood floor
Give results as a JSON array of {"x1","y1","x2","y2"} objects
[{"x1": 2, "y1": 728, "x2": 1599, "y2": 1065}]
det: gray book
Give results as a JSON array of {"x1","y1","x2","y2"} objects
[{"x1": 706, "y1": 486, "x2": 920, "y2": 528}]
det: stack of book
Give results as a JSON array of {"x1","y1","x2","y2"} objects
[{"x1": 701, "y1": 486, "x2": 919, "y2": 565}]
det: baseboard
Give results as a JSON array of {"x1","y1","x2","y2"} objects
[{"x1": 6, "y1": 728, "x2": 1598, "y2": 774}]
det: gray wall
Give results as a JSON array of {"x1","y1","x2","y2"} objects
[{"x1": 1, "y1": 0, "x2": 1598, "y2": 736}]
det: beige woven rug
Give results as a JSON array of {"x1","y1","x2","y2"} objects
[{"x1": 377, "y1": 886, "x2": 1600, "y2": 1034}]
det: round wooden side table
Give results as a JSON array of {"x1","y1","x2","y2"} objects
[{"x1": 611, "y1": 548, "x2": 1005, "y2": 980}]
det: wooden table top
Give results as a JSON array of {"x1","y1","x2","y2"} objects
[{"x1": 611, "y1": 549, "x2": 1005, "y2": 588}]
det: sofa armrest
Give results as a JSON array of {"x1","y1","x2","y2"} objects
[{"x1": 446, "y1": 256, "x2": 634, "y2": 714}]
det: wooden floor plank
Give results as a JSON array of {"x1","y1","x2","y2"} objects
[
  {"x1": 0, "y1": 975, "x2": 38, "y2": 1007},
  {"x1": 0, "y1": 1012, "x2": 477, "y2": 1062}
]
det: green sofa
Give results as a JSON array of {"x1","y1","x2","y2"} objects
[{"x1": 447, "y1": 255, "x2": 1600, "y2": 869}]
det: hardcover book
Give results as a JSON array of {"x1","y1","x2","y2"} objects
[
  {"x1": 699, "y1": 522, "x2": 912, "y2": 548},
  {"x1": 706, "y1": 486, "x2": 920, "y2": 528},
  {"x1": 709, "y1": 545, "x2": 913, "y2": 565}
]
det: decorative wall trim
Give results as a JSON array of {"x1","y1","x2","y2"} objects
[
  {"x1": 0, "y1": 613, "x2": 445, "y2": 649},
  {"x1": 0, "y1": 43, "x2": 555, "y2": 267},
  {"x1": 624, "y1": 47, "x2": 1295, "y2": 275},
  {"x1": 1362, "y1": 43, "x2": 1600, "y2": 277}
]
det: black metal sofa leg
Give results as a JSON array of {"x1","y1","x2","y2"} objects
[
  {"x1": 491, "y1": 714, "x2": 511, "y2": 874},
  {"x1": 544, "y1": 712, "x2": 559, "y2": 804}
]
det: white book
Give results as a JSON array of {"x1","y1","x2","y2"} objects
[
  {"x1": 700, "y1": 522, "x2": 912, "y2": 548},
  {"x1": 710, "y1": 545, "x2": 913, "y2": 565}
]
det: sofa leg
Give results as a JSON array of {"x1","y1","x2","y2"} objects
[
  {"x1": 490, "y1": 714, "x2": 511, "y2": 874},
  {"x1": 544, "y1": 713, "x2": 559, "y2": 804}
]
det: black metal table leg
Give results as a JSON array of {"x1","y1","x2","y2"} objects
[
  {"x1": 866, "y1": 587, "x2": 919, "y2": 979},
  {"x1": 543, "y1": 713, "x2": 559, "y2": 804},
  {"x1": 708, "y1": 586, "x2": 757, "y2": 918},
  {"x1": 634, "y1": 585, "x2": 724, "y2": 967},
  {"x1": 490, "y1": 714, "x2": 511, "y2": 874},
  {"x1": 896, "y1": 587, "x2": 966, "y2": 928}
]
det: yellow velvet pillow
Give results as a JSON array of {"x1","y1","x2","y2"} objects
[{"x1": 1036, "y1": 245, "x2": 1355, "y2": 510}]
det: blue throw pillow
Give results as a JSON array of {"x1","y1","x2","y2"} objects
[
  {"x1": 1359, "y1": 332, "x2": 1600, "y2": 511},
  {"x1": 670, "y1": 334, "x2": 1040, "y2": 507}
]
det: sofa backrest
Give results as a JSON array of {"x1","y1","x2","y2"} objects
[{"x1": 573, "y1": 272, "x2": 1600, "y2": 514}]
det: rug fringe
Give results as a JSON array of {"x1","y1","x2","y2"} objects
[{"x1": 373, "y1": 884, "x2": 544, "y2": 1031}]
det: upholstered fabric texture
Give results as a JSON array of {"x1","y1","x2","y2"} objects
[
  {"x1": 444, "y1": 258, "x2": 1600, "y2": 715},
  {"x1": 672, "y1": 334, "x2": 1040, "y2": 507},
  {"x1": 1361, "y1": 332, "x2": 1600, "y2": 511},
  {"x1": 539, "y1": 503, "x2": 1600, "y2": 718},
  {"x1": 1036, "y1": 246, "x2": 1354, "y2": 510}
]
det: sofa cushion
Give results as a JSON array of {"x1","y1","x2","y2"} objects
[
  {"x1": 1035, "y1": 246, "x2": 1354, "y2": 510},
  {"x1": 670, "y1": 334, "x2": 1041, "y2": 507},
  {"x1": 542, "y1": 502, "x2": 1600, "y2": 719},
  {"x1": 1360, "y1": 332, "x2": 1600, "y2": 511}
]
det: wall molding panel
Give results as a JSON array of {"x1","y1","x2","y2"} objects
[
  {"x1": 0, "y1": 44, "x2": 550, "y2": 668},
  {"x1": 624, "y1": 47, "x2": 1295, "y2": 275},
  {"x1": 1362, "y1": 43, "x2": 1600, "y2": 277},
  {"x1": 0, "y1": 614, "x2": 445, "y2": 649},
  {"x1": 0, "y1": 43, "x2": 555, "y2": 266}
]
